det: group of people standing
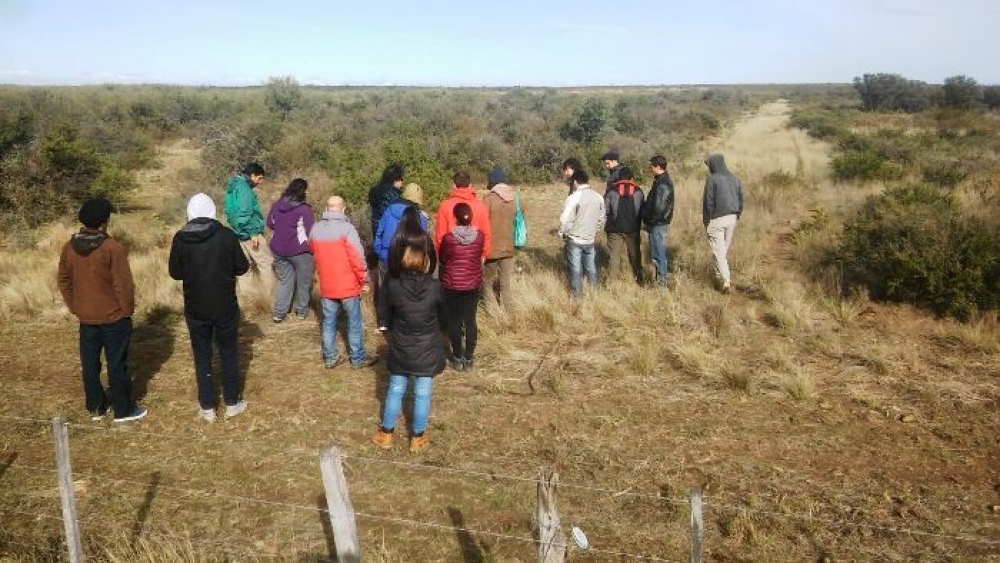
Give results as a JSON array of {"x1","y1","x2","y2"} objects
[
  {"x1": 56, "y1": 152, "x2": 742, "y2": 453},
  {"x1": 557, "y1": 151, "x2": 743, "y2": 298}
]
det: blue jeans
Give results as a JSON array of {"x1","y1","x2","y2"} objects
[
  {"x1": 321, "y1": 296, "x2": 367, "y2": 365},
  {"x1": 381, "y1": 375, "x2": 434, "y2": 434},
  {"x1": 565, "y1": 240, "x2": 597, "y2": 299},
  {"x1": 648, "y1": 224, "x2": 670, "y2": 287},
  {"x1": 79, "y1": 317, "x2": 136, "y2": 418}
]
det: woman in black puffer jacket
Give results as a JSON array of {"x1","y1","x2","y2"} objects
[{"x1": 373, "y1": 208, "x2": 445, "y2": 453}]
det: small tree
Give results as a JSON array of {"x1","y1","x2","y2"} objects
[
  {"x1": 560, "y1": 98, "x2": 606, "y2": 144},
  {"x1": 984, "y1": 86, "x2": 1000, "y2": 110},
  {"x1": 264, "y1": 76, "x2": 302, "y2": 121},
  {"x1": 942, "y1": 75, "x2": 984, "y2": 110},
  {"x1": 853, "y1": 73, "x2": 930, "y2": 113}
]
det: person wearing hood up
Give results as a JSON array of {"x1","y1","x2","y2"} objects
[
  {"x1": 438, "y1": 202, "x2": 485, "y2": 371},
  {"x1": 482, "y1": 165, "x2": 519, "y2": 309},
  {"x1": 434, "y1": 171, "x2": 491, "y2": 259},
  {"x1": 266, "y1": 178, "x2": 315, "y2": 322},
  {"x1": 373, "y1": 212, "x2": 446, "y2": 453},
  {"x1": 702, "y1": 153, "x2": 744, "y2": 293},
  {"x1": 58, "y1": 197, "x2": 146, "y2": 423},
  {"x1": 374, "y1": 182, "x2": 429, "y2": 267},
  {"x1": 169, "y1": 193, "x2": 251, "y2": 422}
]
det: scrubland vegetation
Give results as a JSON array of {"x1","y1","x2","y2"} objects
[{"x1": 1, "y1": 78, "x2": 998, "y2": 561}]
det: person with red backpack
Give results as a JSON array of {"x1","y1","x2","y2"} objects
[{"x1": 603, "y1": 163, "x2": 645, "y2": 284}]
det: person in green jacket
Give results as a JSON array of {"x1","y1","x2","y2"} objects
[{"x1": 224, "y1": 162, "x2": 273, "y2": 291}]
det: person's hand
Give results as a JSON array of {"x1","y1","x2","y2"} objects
[
  {"x1": 362, "y1": 283, "x2": 370, "y2": 293},
  {"x1": 251, "y1": 235, "x2": 261, "y2": 251}
]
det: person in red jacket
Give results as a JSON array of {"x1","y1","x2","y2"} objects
[
  {"x1": 434, "y1": 171, "x2": 491, "y2": 260},
  {"x1": 309, "y1": 196, "x2": 378, "y2": 369},
  {"x1": 438, "y1": 202, "x2": 485, "y2": 371}
]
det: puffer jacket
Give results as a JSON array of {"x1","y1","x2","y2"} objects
[
  {"x1": 439, "y1": 226, "x2": 485, "y2": 291},
  {"x1": 309, "y1": 210, "x2": 367, "y2": 299},
  {"x1": 378, "y1": 272, "x2": 447, "y2": 376},
  {"x1": 702, "y1": 154, "x2": 744, "y2": 224}
]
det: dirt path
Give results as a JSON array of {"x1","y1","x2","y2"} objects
[{"x1": 129, "y1": 138, "x2": 202, "y2": 213}]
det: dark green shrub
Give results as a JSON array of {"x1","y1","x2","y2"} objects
[
  {"x1": 832, "y1": 149, "x2": 885, "y2": 182},
  {"x1": 921, "y1": 161, "x2": 967, "y2": 188},
  {"x1": 942, "y1": 75, "x2": 984, "y2": 110},
  {"x1": 853, "y1": 73, "x2": 931, "y2": 113},
  {"x1": 841, "y1": 183, "x2": 999, "y2": 318},
  {"x1": 789, "y1": 111, "x2": 845, "y2": 140}
]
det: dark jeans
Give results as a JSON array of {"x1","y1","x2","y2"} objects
[
  {"x1": 185, "y1": 312, "x2": 242, "y2": 410},
  {"x1": 79, "y1": 317, "x2": 136, "y2": 418},
  {"x1": 444, "y1": 289, "x2": 480, "y2": 360}
]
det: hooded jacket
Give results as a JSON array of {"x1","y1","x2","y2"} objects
[
  {"x1": 434, "y1": 186, "x2": 492, "y2": 259},
  {"x1": 169, "y1": 218, "x2": 250, "y2": 322},
  {"x1": 267, "y1": 197, "x2": 315, "y2": 257},
  {"x1": 378, "y1": 272, "x2": 447, "y2": 376},
  {"x1": 702, "y1": 154, "x2": 744, "y2": 224},
  {"x1": 483, "y1": 183, "x2": 517, "y2": 260},
  {"x1": 368, "y1": 182, "x2": 402, "y2": 235},
  {"x1": 223, "y1": 174, "x2": 265, "y2": 241},
  {"x1": 604, "y1": 179, "x2": 644, "y2": 234},
  {"x1": 439, "y1": 226, "x2": 485, "y2": 291},
  {"x1": 57, "y1": 229, "x2": 135, "y2": 325},
  {"x1": 641, "y1": 172, "x2": 675, "y2": 228},
  {"x1": 310, "y1": 210, "x2": 368, "y2": 300},
  {"x1": 374, "y1": 200, "x2": 428, "y2": 263}
]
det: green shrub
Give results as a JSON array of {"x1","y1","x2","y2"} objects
[
  {"x1": 841, "y1": 183, "x2": 1000, "y2": 318},
  {"x1": 832, "y1": 149, "x2": 886, "y2": 182},
  {"x1": 90, "y1": 165, "x2": 138, "y2": 201},
  {"x1": 921, "y1": 161, "x2": 967, "y2": 188}
]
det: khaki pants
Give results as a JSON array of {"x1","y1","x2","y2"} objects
[
  {"x1": 238, "y1": 239, "x2": 275, "y2": 297},
  {"x1": 706, "y1": 214, "x2": 738, "y2": 284},
  {"x1": 607, "y1": 232, "x2": 642, "y2": 284},
  {"x1": 483, "y1": 257, "x2": 513, "y2": 309}
]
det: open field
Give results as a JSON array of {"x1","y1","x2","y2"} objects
[{"x1": 1, "y1": 99, "x2": 998, "y2": 561}]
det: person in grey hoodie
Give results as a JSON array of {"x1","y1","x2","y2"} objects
[{"x1": 702, "y1": 154, "x2": 744, "y2": 292}]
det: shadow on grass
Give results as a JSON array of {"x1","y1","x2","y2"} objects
[
  {"x1": 448, "y1": 506, "x2": 488, "y2": 563},
  {"x1": 131, "y1": 471, "x2": 160, "y2": 546},
  {"x1": 131, "y1": 306, "x2": 179, "y2": 401}
]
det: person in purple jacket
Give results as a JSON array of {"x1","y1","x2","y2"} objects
[{"x1": 266, "y1": 178, "x2": 315, "y2": 322}]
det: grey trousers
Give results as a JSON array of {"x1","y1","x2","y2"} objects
[{"x1": 273, "y1": 253, "x2": 314, "y2": 318}]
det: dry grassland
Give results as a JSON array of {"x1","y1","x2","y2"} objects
[{"x1": 0, "y1": 102, "x2": 997, "y2": 561}]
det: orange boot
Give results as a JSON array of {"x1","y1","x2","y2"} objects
[{"x1": 372, "y1": 428, "x2": 394, "y2": 450}]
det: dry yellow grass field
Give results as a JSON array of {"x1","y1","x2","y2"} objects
[{"x1": 1, "y1": 101, "x2": 998, "y2": 561}]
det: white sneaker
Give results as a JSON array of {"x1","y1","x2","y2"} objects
[
  {"x1": 225, "y1": 400, "x2": 247, "y2": 419},
  {"x1": 199, "y1": 407, "x2": 216, "y2": 423}
]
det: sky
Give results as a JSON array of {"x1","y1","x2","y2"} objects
[{"x1": 1, "y1": 0, "x2": 998, "y2": 87}]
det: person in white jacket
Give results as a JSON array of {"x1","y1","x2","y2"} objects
[{"x1": 558, "y1": 170, "x2": 606, "y2": 299}]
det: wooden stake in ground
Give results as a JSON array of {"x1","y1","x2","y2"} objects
[
  {"x1": 689, "y1": 488, "x2": 703, "y2": 563},
  {"x1": 52, "y1": 416, "x2": 83, "y2": 563},
  {"x1": 536, "y1": 469, "x2": 565, "y2": 563},
  {"x1": 319, "y1": 446, "x2": 359, "y2": 563}
]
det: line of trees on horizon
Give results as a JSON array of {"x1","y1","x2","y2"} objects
[{"x1": 853, "y1": 73, "x2": 999, "y2": 113}]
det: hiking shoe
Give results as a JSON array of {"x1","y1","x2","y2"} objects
[
  {"x1": 199, "y1": 407, "x2": 216, "y2": 423},
  {"x1": 225, "y1": 400, "x2": 248, "y2": 419},
  {"x1": 349, "y1": 355, "x2": 379, "y2": 369},
  {"x1": 113, "y1": 406, "x2": 147, "y2": 423},
  {"x1": 372, "y1": 428, "x2": 394, "y2": 450},
  {"x1": 90, "y1": 406, "x2": 110, "y2": 421},
  {"x1": 409, "y1": 432, "x2": 430, "y2": 453},
  {"x1": 722, "y1": 281, "x2": 732, "y2": 294},
  {"x1": 325, "y1": 357, "x2": 345, "y2": 370},
  {"x1": 450, "y1": 357, "x2": 466, "y2": 372}
]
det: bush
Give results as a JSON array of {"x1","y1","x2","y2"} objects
[
  {"x1": 832, "y1": 149, "x2": 886, "y2": 182},
  {"x1": 942, "y1": 75, "x2": 984, "y2": 110},
  {"x1": 853, "y1": 73, "x2": 930, "y2": 113},
  {"x1": 841, "y1": 183, "x2": 1000, "y2": 318},
  {"x1": 921, "y1": 161, "x2": 967, "y2": 188}
]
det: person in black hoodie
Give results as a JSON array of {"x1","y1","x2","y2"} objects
[
  {"x1": 373, "y1": 213, "x2": 446, "y2": 453},
  {"x1": 641, "y1": 155, "x2": 675, "y2": 288},
  {"x1": 169, "y1": 193, "x2": 251, "y2": 423},
  {"x1": 604, "y1": 165, "x2": 645, "y2": 284}
]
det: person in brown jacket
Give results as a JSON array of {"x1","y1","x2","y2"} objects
[
  {"x1": 482, "y1": 165, "x2": 518, "y2": 308},
  {"x1": 57, "y1": 198, "x2": 146, "y2": 423}
]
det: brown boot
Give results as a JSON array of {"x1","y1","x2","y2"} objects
[
  {"x1": 409, "y1": 432, "x2": 430, "y2": 453},
  {"x1": 372, "y1": 428, "x2": 394, "y2": 450}
]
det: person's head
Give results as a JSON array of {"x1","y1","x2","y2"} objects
[
  {"x1": 282, "y1": 178, "x2": 308, "y2": 202},
  {"x1": 186, "y1": 193, "x2": 216, "y2": 221},
  {"x1": 242, "y1": 162, "x2": 265, "y2": 187},
  {"x1": 388, "y1": 207, "x2": 433, "y2": 278},
  {"x1": 561, "y1": 157, "x2": 582, "y2": 178},
  {"x1": 397, "y1": 206, "x2": 424, "y2": 236},
  {"x1": 378, "y1": 164, "x2": 405, "y2": 188},
  {"x1": 326, "y1": 195, "x2": 346, "y2": 213},
  {"x1": 571, "y1": 169, "x2": 589, "y2": 187},
  {"x1": 618, "y1": 167, "x2": 634, "y2": 181},
  {"x1": 78, "y1": 197, "x2": 113, "y2": 230},
  {"x1": 487, "y1": 165, "x2": 507, "y2": 189},
  {"x1": 453, "y1": 202, "x2": 473, "y2": 226},
  {"x1": 452, "y1": 171, "x2": 471, "y2": 188},
  {"x1": 649, "y1": 155, "x2": 667, "y2": 175},
  {"x1": 401, "y1": 183, "x2": 424, "y2": 207},
  {"x1": 601, "y1": 151, "x2": 620, "y2": 170}
]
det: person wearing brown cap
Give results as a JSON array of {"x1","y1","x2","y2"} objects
[{"x1": 57, "y1": 197, "x2": 146, "y2": 423}]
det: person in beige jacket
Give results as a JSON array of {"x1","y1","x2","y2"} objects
[{"x1": 482, "y1": 165, "x2": 519, "y2": 308}]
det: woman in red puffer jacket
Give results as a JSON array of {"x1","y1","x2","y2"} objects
[{"x1": 438, "y1": 202, "x2": 484, "y2": 372}]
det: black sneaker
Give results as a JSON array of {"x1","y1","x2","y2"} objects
[
  {"x1": 113, "y1": 406, "x2": 148, "y2": 423},
  {"x1": 349, "y1": 355, "x2": 379, "y2": 369}
]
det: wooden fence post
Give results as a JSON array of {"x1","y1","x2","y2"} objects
[
  {"x1": 689, "y1": 488, "x2": 703, "y2": 563},
  {"x1": 536, "y1": 469, "x2": 565, "y2": 563},
  {"x1": 52, "y1": 416, "x2": 83, "y2": 563},
  {"x1": 318, "y1": 446, "x2": 360, "y2": 563}
]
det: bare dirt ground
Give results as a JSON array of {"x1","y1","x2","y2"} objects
[{"x1": 1, "y1": 102, "x2": 998, "y2": 562}]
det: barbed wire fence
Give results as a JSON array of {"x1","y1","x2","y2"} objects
[{"x1": 1, "y1": 414, "x2": 998, "y2": 562}]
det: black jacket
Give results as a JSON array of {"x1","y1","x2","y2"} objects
[
  {"x1": 604, "y1": 179, "x2": 644, "y2": 234},
  {"x1": 168, "y1": 218, "x2": 250, "y2": 322},
  {"x1": 702, "y1": 154, "x2": 744, "y2": 224},
  {"x1": 641, "y1": 172, "x2": 675, "y2": 228},
  {"x1": 378, "y1": 272, "x2": 446, "y2": 376}
]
